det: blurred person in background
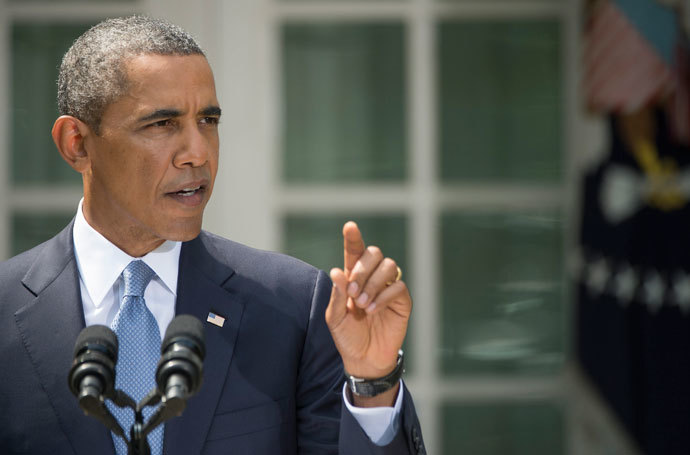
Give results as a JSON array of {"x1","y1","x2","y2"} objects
[{"x1": 578, "y1": 0, "x2": 690, "y2": 453}]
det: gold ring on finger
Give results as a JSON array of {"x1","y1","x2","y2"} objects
[{"x1": 386, "y1": 266, "x2": 402, "y2": 286}]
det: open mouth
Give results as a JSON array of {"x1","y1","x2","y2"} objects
[
  {"x1": 175, "y1": 185, "x2": 202, "y2": 197},
  {"x1": 166, "y1": 182, "x2": 208, "y2": 206}
]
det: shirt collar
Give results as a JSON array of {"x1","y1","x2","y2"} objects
[{"x1": 73, "y1": 199, "x2": 181, "y2": 307}]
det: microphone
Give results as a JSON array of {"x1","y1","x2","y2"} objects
[
  {"x1": 139, "y1": 315, "x2": 205, "y2": 433},
  {"x1": 68, "y1": 325, "x2": 126, "y2": 438},
  {"x1": 157, "y1": 315, "x2": 205, "y2": 404},
  {"x1": 69, "y1": 325, "x2": 118, "y2": 408}
]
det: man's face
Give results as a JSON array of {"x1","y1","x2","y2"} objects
[{"x1": 81, "y1": 54, "x2": 220, "y2": 256}]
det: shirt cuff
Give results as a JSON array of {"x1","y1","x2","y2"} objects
[{"x1": 341, "y1": 380, "x2": 403, "y2": 446}]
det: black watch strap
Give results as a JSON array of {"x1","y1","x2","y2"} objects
[{"x1": 345, "y1": 350, "x2": 405, "y2": 397}]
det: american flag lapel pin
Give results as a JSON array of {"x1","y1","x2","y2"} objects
[{"x1": 207, "y1": 312, "x2": 226, "y2": 328}]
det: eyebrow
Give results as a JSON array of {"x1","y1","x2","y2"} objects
[
  {"x1": 201, "y1": 106, "x2": 222, "y2": 117},
  {"x1": 137, "y1": 105, "x2": 222, "y2": 123},
  {"x1": 137, "y1": 108, "x2": 182, "y2": 123}
]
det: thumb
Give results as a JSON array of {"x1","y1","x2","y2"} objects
[{"x1": 326, "y1": 268, "x2": 348, "y2": 329}]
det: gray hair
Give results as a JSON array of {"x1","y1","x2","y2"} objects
[{"x1": 57, "y1": 15, "x2": 204, "y2": 133}]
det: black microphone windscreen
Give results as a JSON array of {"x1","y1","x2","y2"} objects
[
  {"x1": 162, "y1": 315, "x2": 205, "y2": 358},
  {"x1": 73, "y1": 324, "x2": 118, "y2": 360}
]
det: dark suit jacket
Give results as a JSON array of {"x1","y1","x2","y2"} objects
[{"x1": 0, "y1": 222, "x2": 425, "y2": 454}]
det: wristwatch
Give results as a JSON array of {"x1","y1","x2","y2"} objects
[{"x1": 345, "y1": 350, "x2": 405, "y2": 397}]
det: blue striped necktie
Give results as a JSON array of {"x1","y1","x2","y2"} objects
[{"x1": 108, "y1": 260, "x2": 163, "y2": 455}]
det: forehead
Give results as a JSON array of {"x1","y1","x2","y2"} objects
[{"x1": 118, "y1": 53, "x2": 217, "y2": 110}]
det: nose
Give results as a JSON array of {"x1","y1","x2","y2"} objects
[{"x1": 173, "y1": 121, "x2": 212, "y2": 168}]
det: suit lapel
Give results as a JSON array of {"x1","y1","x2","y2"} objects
[
  {"x1": 14, "y1": 222, "x2": 115, "y2": 455},
  {"x1": 164, "y1": 233, "x2": 245, "y2": 455}
]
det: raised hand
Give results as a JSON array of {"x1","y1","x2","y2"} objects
[{"x1": 325, "y1": 221, "x2": 412, "y2": 407}]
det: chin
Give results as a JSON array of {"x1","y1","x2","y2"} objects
[{"x1": 159, "y1": 218, "x2": 204, "y2": 242}]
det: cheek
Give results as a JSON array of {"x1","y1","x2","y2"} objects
[
  {"x1": 210, "y1": 150, "x2": 220, "y2": 173},
  {"x1": 109, "y1": 156, "x2": 167, "y2": 204},
  {"x1": 126, "y1": 145, "x2": 170, "y2": 180}
]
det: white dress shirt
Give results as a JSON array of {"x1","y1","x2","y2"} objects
[
  {"x1": 71, "y1": 199, "x2": 401, "y2": 445},
  {"x1": 73, "y1": 200, "x2": 179, "y2": 337}
]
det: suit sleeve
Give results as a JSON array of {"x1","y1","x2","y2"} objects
[{"x1": 296, "y1": 269, "x2": 426, "y2": 454}]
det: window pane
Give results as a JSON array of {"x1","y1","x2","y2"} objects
[
  {"x1": 12, "y1": 212, "x2": 73, "y2": 256},
  {"x1": 442, "y1": 401, "x2": 564, "y2": 455},
  {"x1": 282, "y1": 214, "x2": 413, "y2": 368},
  {"x1": 12, "y1": 23, "x2": 94, "y2": 185},
  {"x1": 282, "y1": 24, "x2": 406, "y2": 182},
  {"x1": 439, "y1": 20, "x2": 562, "y2": 182},
  {"x1": 441, "y1": 211, "x2": 564, "y2": 375}
]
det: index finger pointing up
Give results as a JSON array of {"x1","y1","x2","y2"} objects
[{"x1": 343, "y1": 221, "x2": 365, "y2": 276}]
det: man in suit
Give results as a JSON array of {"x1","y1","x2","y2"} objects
[{"x1": 0, "y1": 16, "x2": 425, "y2": 455}]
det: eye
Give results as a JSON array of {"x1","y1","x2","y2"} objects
[
  {"x1": 200, "y1": 116, "x2": 220, "y2": 126},
  {"x1": 149, "y1": 119, "x2": 173, "y2": 128}
]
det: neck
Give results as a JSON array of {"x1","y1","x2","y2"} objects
[{"x1": 81, "y1": 199, "x2": 165, "y2": 258}]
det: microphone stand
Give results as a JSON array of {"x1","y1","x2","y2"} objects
[
  {"x1": 112, "y1": 386, "x2": 188, "y2": 455},
  {"x1": 77, "y1": 387, "x2": 170, "y2": 455},
  {"x1": 102, "y1": 389, "x2": 151, "y2": 455},
  {"x1": 130, "y1": 405, "x2": 150, "y2": 455},
  {"x1": 74, "y1": 367, "x2": 197, "y2": 454}
]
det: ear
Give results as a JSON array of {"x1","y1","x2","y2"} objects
[{"x1": 52, "y1": 115, "x2": 93, "y2": 173}]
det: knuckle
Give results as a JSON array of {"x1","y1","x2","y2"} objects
[
  {"x1": 366, "y1": 245, "x2": 382, "y2": 259},
  {"x1": 388, "y1": 280, "x2": 406, "y2": 295},
  {"x1": 388, "y1": 280, "x2": 402, "y2": 291},
  {"x1": 346, "y1": 244, "x2": 362, "y2": 254},
  {"x1": 382, "y1": 257, "x2": 396, "y2": 270},
  {"x1": 352, "y1": 270, "x2": 367, "y2": 284}
]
